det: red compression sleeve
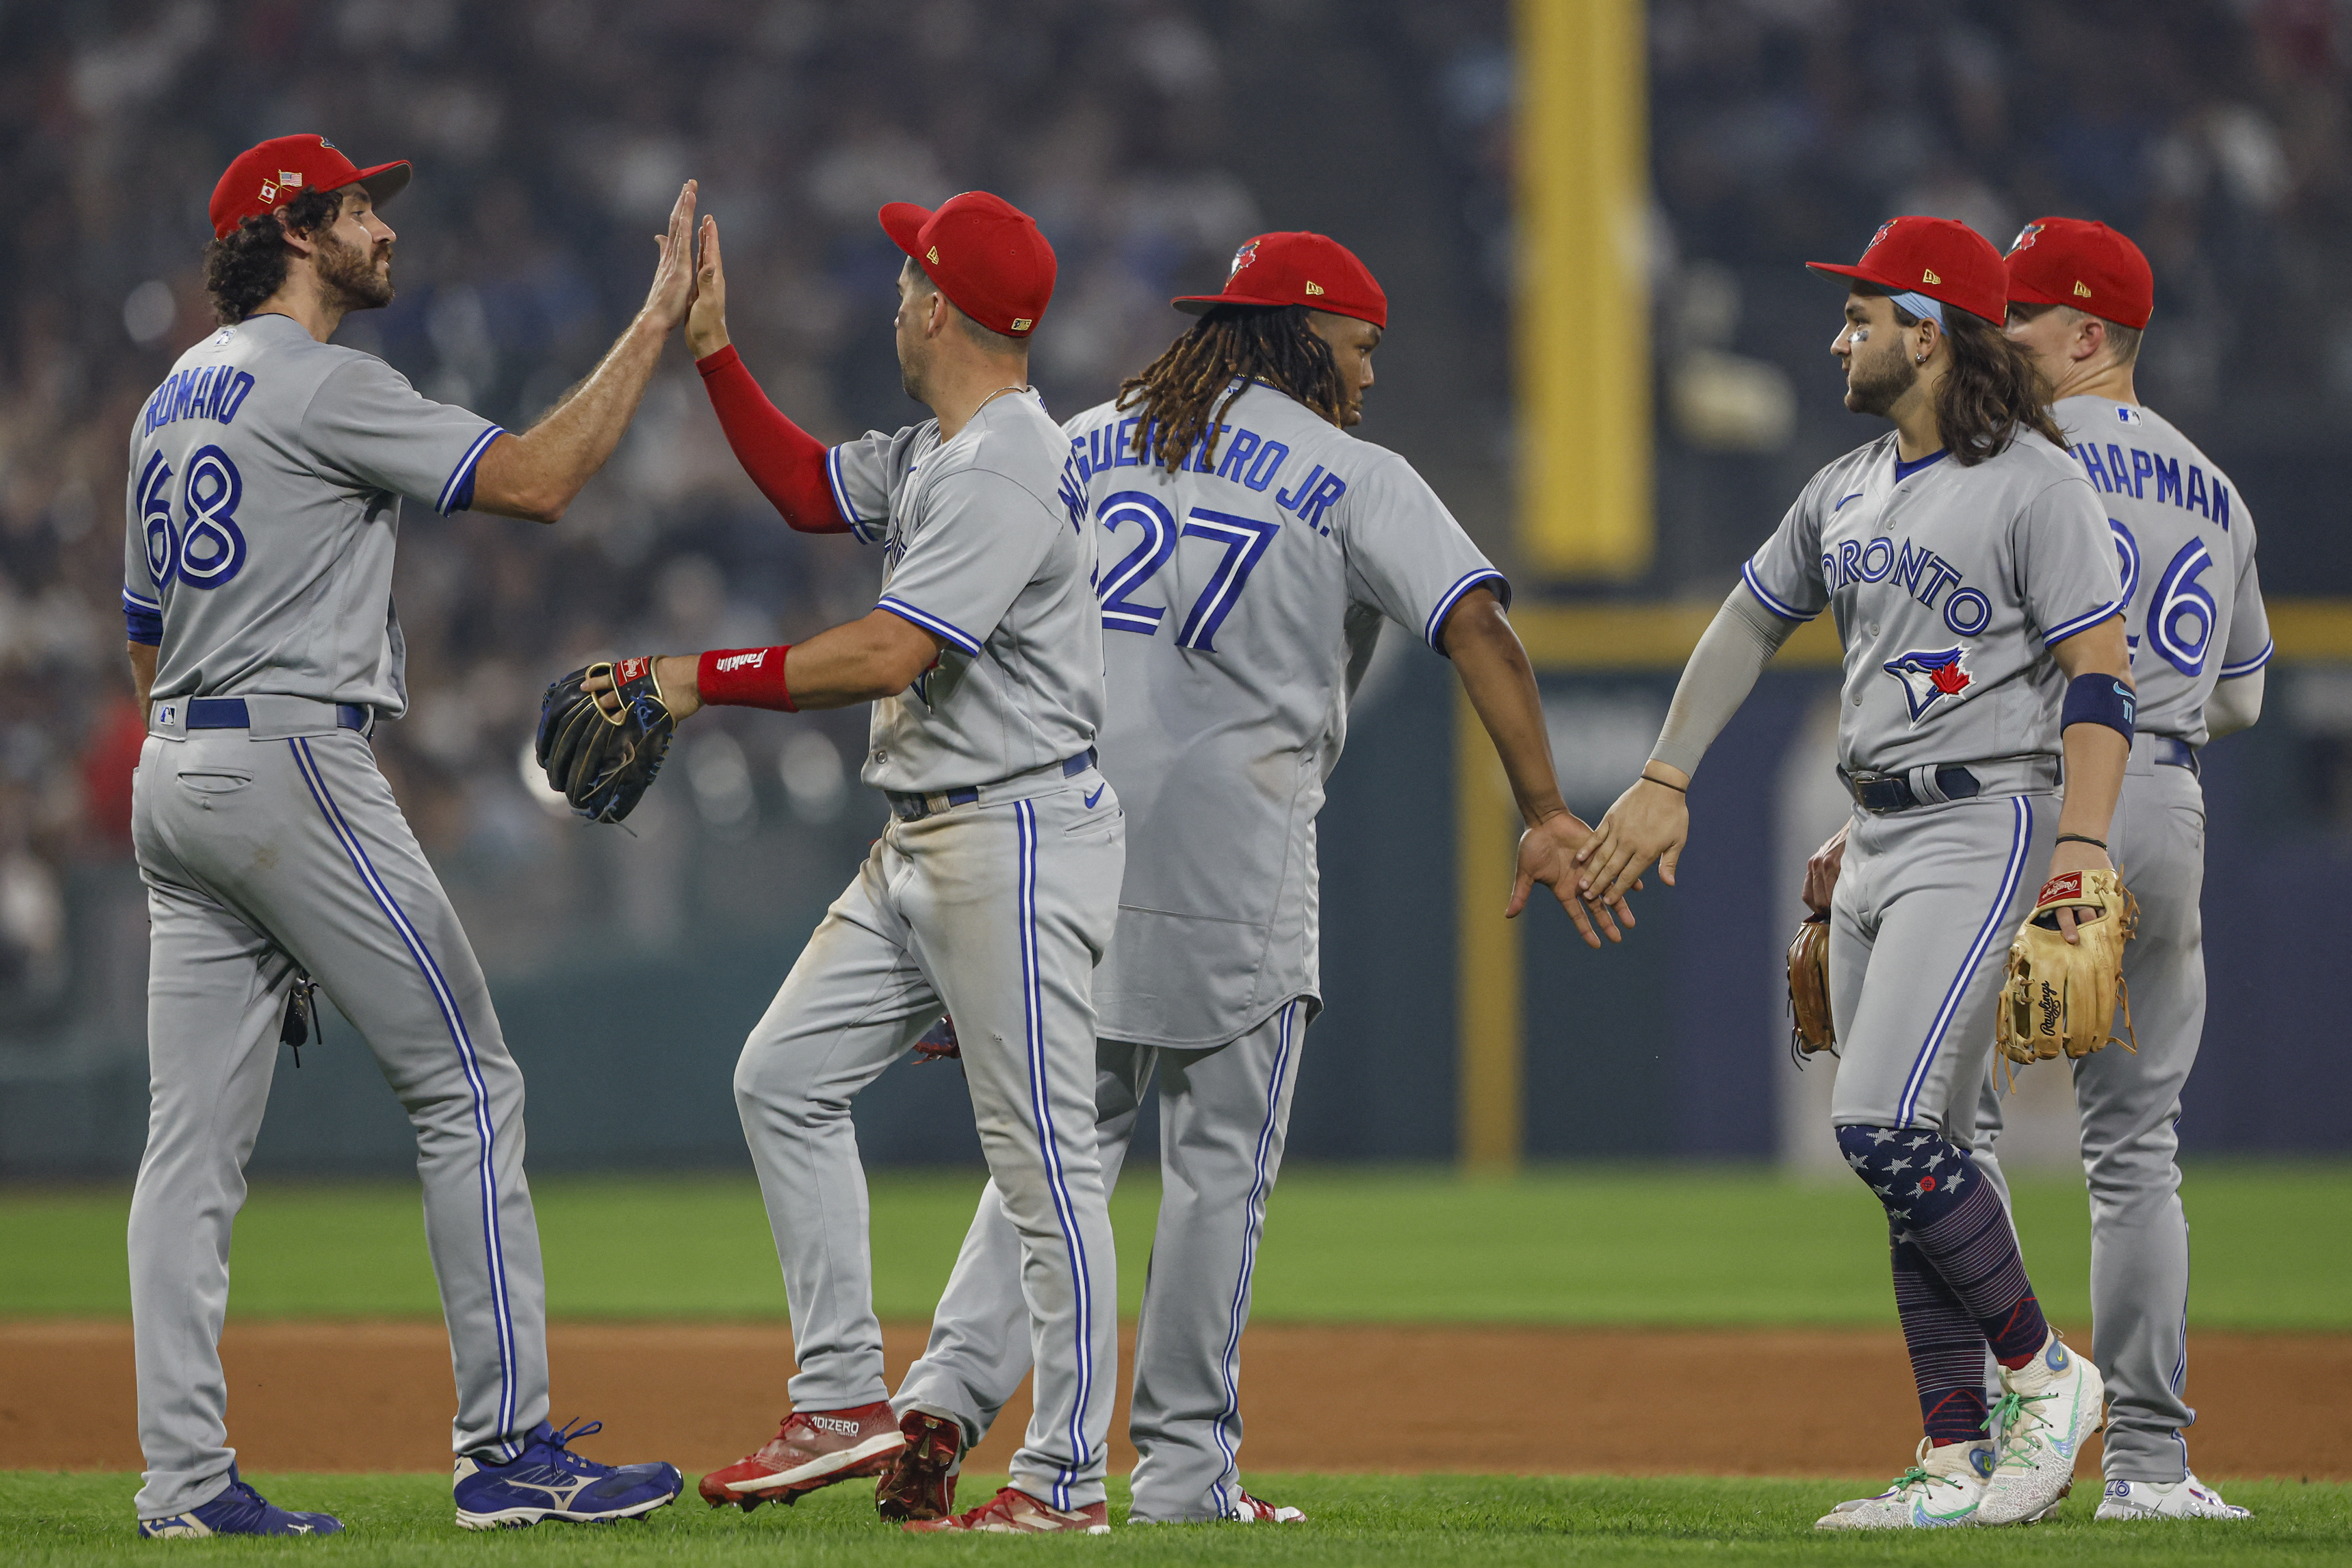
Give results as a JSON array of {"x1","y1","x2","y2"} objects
[
  {"x1": 698, "y1": 646, "x2": 795, "y2": 711},
  {"x1": 696, "y1": 345, "x2": 851, "y2": 534}
]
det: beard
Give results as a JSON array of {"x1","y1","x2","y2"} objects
[
  {"x1": 1843, "y1": 338, "x2": 1917, "y2": 418},
  {"x1": 316, "y1": 232, "x2": 394, "y2": 313}
]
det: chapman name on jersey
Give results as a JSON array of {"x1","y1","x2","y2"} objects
[{"x1": 2050, "y1": 396, "x2": 2269, "y2": 747}]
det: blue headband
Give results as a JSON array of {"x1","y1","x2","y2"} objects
[{"x1": 1886, "y1": 290, "x2": 1946, "y2": 328}]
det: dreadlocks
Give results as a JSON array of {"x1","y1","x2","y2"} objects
[{"x1": 1115, "y1": 304, "x2": 1344, "y2": 470}]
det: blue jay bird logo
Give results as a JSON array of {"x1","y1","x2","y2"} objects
[{"x1": 1883, "y1": 648, "x2": 1974, "y2": 723}]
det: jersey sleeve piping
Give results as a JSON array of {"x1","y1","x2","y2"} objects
[
  {"x1": 876, "y1": 596, "x2": 984, "y2": 656},
  {"x1": 435, "y1": 425, "x2": 505, "y2": 515},
  {"x1": 123, "y1": 586, "x2": 163, "y2": 645},
  {"x1": 827, "y1": 446, "x2": 880, "y2": 544},
  {"x1": 2219, "y1": 639, "x2": 2274, "y2": 678},
  {"x1": 1423, "y1": 569, "x2": 1511, "y2": 652},
  {"x1": 1739, "y1": 561, "x2": 1813, "y2": 622},
  {"x1": 2040, "y1": 599, "x2": 2123, "y2": 647}
]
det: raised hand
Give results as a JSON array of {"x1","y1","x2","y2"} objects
[
  {"x1": 641, "y1": 180, "x2": 700, "y2": 332},
  {"x1": 686, "y1": 214, "x2": 731, "y2": 360}
]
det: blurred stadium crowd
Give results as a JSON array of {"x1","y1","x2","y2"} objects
[{"x1": 3, "y1": 1, "x2": 2349, "y2": 1035}]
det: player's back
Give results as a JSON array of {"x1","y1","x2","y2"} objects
[
  {"x1": 2051, "y1": 396, "x2": 2269, "y2": 745},
  {"x1": 1060, "y1": 381, "x2": 1500, "y2": 1044},
  {"x1": 124, "y1": 314, "x2": 499, "y2": 718}
]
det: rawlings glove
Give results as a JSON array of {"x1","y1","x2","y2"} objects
[
  {"x1": 1995, "y1": 868, "x2": 2138, "y2": 1072},
  {"x1": 537, "y1": 656, "x2": 678, "y2": 824},
  {"x1": 1788, "y1": 912, "x2": 1834, "y2": 1062}
]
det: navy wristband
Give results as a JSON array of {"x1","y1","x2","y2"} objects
[{"x1": 2060, "y1": 673, "x2": 2135, "y2": 742}]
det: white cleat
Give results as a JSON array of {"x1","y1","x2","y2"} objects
[
  {"x1": 1976, "y1": 1332, "x2": 2105, "y2": 1526},
  {"x1": 1815, "y1": 1438, "x2": 1991, "y2": 1530},
  {"x1": 2095, "y1": 1472, "x2": 2251, "y2": 1520}
]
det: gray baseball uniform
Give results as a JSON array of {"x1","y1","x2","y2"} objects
[
  {"x1": 1971, "y1": 396, "x2": 2268, "y2": 1484},
  {"x1": 1736, "y1": 428, "x2": 2122, "y2": 1134},
  {"x1": 892, "y1": 383, "x2": 1505, "y2": 1520},
  {"x1": 735, "y1": 389, "x2": 1125, "y2": 1510},
  {"x1": 122, "y1": 313, "x2": 532, "y2": 1520}
]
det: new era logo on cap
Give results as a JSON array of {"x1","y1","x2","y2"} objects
[
  {"x1": 209, "y1": 134, "x2": 411, "y2": 238},
  {"x1": 879, "y1": 191, "x2": 1057, "y2": 338},
  {"x1": 2004, "y1": 216, "x2": 2153, "y2": 329},
  {"x1": 1173, "y1": 230, "x2": 1387, "y2": 328}
]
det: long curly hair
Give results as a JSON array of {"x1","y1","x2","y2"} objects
[
  {"x1": 1115, "y1": 304, "x2": 1344, "y2": 470},
  {"x1": 1886, "y1": 294, "x2": 2067, "y2": 465},
  {"x1": 202, "y1": 186, "x2": 345, "y2": 325}
]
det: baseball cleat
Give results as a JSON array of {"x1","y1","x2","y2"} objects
[
  {"x1": 2095, "y1": 1472, "x2": 2252, "y2": 1520},
  {"x1": 138, "y1": 1464, "x2": 344, "y2": 1538},
  {"x1": 1976, "y1": 1332, "x2": 2105, "y2": 1526},
  {"x1": 1814, "y1": 1437, "x2": 1991, "y2": 1529},
  {"x1": 901, "y1": 1485, "x2": 1109, "y2": 1534},
  {"x1": 1225, "y1": 1491, "x2": 1307, "y2": 1523},
  {"x1": 699, "y1": 1401, "x2": 905, "y2": 1511},
  {"x1": 452, "y1": 1419, "x2": 682, "y2": 1529},
  {"x1": 874, "y1": 1408, "x2": 962, "y2": 1521}
]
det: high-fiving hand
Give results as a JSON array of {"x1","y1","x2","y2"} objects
[{"x1": 1511, "y1": 809, "x2": 1639, "y2": 949}]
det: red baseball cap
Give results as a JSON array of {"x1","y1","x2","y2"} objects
[
  {"x1": 2004, "y1": 217, "x2": 2154, "y2": 329},
  {"x1": 1174, "y1": 232, "x2": 1387, "y2": 329},
  {"x1": 1807, "y1": 215, "x2": 2007, "y2": 327},
  {"x1": 880, "y1": 192, "x2": 1056, "y2": 338},
  {"x1": 210, "y1": 134, "x2": 411, "y2": 240}
]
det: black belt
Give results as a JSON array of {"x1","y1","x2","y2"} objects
[
  {"x1": 887, "y1": 750, "x2": 1096, "y2": 823},
  {"x1": 185, "y1": 697, "x2": 372, "y2": 733},
  {"x1": 2151, "y1": 735, "x2": 2199, "y2": 775},
  {"x1": 1841, "y1": 765, "x2": 1980, "y2": 815}
]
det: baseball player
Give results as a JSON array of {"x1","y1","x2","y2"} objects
[
  {"x1": 599, "y1": 193, "x2": 1125, "y2": 1535},
  {"x1": 123, "y1": 135, "x2": 694, "y2": 1537},
  {"x1": 1991, "y1": 217, "x2": 2264, "y2": 1520},
  {"x1": 854, "y1": 232, "x2": 1629, "y2": 1526},
  {"x1": 1578, "y1": 217, "x2": 2132, "y2": 1530}
]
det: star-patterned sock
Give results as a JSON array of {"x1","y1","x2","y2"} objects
[
  {"x1": 1892, "y1": 1224, "x2": 1992, "y2": 1443},
  {"x1": 1835, "y1": 1124, "x2": 2052, "y2": 1373}
]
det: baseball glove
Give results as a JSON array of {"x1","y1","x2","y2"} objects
[
  {"x1": 1994, "y1": 868, "x2": 2139, "y2": 1073},
  {"x1": 1788, "y1": 912, "x2": 1835, "y2": 1062},
  {"x1": 536, "y1": 656, "x2": 678, "y2": 824}
]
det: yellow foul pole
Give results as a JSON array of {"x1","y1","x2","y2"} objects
[{"x1": 1516, "y1": 0, "x2": 1652, "y2": 579}]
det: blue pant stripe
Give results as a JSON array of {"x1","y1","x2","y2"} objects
[
  {"x1": 1207, "y1": 998, "x2": 1296, "y2": 1517},
  {"x1": 1015, "y1": 799, "x2": 1092, "y2": 1509},
  {"x1": 289, "y1": 738, "x2": 520, "y2": 1456},
  {"x1": 1897, "y1": 795, "x2": 2033, "y2": 1126}
]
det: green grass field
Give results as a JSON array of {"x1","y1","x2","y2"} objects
[
  {"x1": 4, "y1": 1471, "x2": 2348, "y2": 1566},
  {"x1": 10, "y1": 1165, "x2": 2347, "y2": 1559},
  {"x1": 3, "y1": 1161, "x2": 2346, "y2": 1328}
]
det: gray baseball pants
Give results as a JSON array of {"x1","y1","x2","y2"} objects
[
  {"x1": 1973, "y1": 745, "x2": 2205, "y2": 1482},
  {"x1": 128, "y1": 719, "x2": 548, "y2": 1520},
  {"x1": 893, "y1": 998, "x2": 1308, "y2": 1523},
  {"x1": 1828, "y1": 791, "x2": 2057, "y2": 1132},
  {"x1": 732, "y1": 767, "x2": 1123, "y2": 1511}
]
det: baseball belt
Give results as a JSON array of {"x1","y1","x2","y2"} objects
[{"x1": 886, "y1": 749, "x2": 1097, "y2": 823}]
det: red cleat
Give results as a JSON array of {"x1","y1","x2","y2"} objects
[
  {"x1": 901, "y1": 1486, "x2": 1109, "y2": 1534},
  {"x1": 873, "y1": 1409, "x2": 962, "y2": 1522},
  {"x1": 697, "y1": 1402, "x2": 905, "y2": 1511}
]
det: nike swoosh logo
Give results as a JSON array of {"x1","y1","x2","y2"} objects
[{"x1": 1083, "y1": 785, "x2": 1105, "y2": 809}]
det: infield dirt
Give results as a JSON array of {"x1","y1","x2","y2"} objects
[{"x1": 4, "y1": 1320, "x2": 2342, "y2": 1482}]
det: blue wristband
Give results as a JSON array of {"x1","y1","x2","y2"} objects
[{"x1": 2060, "y1": 673, "x2": 2135, "y2": 741}]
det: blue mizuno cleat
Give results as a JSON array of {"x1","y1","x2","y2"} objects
[
  {"x1": 139, "y1": 1463, "x2": 344, "y2": 1538},
  {"x1": 453, "y1": 1419, "x2": 683, "y2": 1529}
]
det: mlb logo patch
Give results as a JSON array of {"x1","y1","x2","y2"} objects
[
  {"x1": 2115, "y1": 407, "x2": 2142, "y2": 424},
  {"x1": 157, "y1": 704, "x2": 177, "y2": 725}
]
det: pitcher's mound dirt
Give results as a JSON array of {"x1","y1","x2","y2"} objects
[{"x1": 3, "y1": 1320, "x2": 2341, "y2": 1481}]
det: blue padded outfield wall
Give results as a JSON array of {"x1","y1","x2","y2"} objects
[{"x1": 2, "y1": 644, "x2": 2345, "y2": 1177}]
